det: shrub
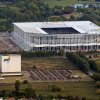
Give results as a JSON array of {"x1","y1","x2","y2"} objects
[
  {"x1": 66, "y1": 52, "x2": 90, "y2": 73},
  {"x1": 24, "y1": 85, "x2": 36, "y2": 98},
  {"x1": 57, "y1": 49, "x2": 65, "y2": 56},
  {"x1": 93, "y1": 73, "x2": 100, "y2": 81},
  {"x1": 66, "y1": 95, "x2": 74, "y2": 100},
  {"x1": 96, "y1": 89, "x2": 100, "y2": 94},
  {"x1": 0, "y1": 90, "x2": 6, "y2": 97},
  {"x1": 96, "y1": 81, "x2": 100, "y2": 88},
  {"x1": 48, "y1": 85, "x2": 61, "y2": 92},
  {"x1": 82, "y1": 97, "x2": 87, "y2": 100},
  {"x1": 33, "y1": 65, "x2": 37, "y2": 69},
  {"x1": 23, "y1": 80, "x2": 28, "y2": 84}
]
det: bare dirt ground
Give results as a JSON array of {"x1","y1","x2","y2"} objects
[
  {"x1": 0, "y1": 32, "x2": 22, "y2": 51},
  {"x1": 22, "y1": 57, "x2": 79, "y2": 70}
]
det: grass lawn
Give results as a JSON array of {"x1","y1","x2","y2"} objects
[
  {"x1": 21, "y1": 57, "x2": 78, "y2": 70},
  {"x1": 0, "y1": 75, "x2": 26, "y2": 84},
  {"x1": 0, "y1": 81, "x2": 99, "y2": 99},
  {"x1": 30, "y1": 81, "x2": 99, "y2": 99},
  {"x1": 43, "y1": 0, "x2": 96, "y2": 7}
]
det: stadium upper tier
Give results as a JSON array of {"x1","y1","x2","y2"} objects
[{"x1": 13, "y1": 21, "x2": 100, "y2": 34}]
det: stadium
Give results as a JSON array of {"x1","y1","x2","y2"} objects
[{"x1": 12, "y1": 21, "x2": 100, "y2": 52}]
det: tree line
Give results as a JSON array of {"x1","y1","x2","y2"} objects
[
  {"x1": 0, "y1": 50, "x2": 65, "y2": 57},
  {"x1": 66, "y1": 52, "x2": 90, "y2": 73}
]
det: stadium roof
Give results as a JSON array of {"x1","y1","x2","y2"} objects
[{"x1": 13, "y1": 21, "x2": 100, "y2": 34}]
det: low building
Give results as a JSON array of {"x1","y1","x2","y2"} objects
[
  {"x1": 71, "y1": 4, "x2": 89, "y2": 9},
  {"x1": 70, "y1": 3, "x2": 100, "y2": 9},
  {"x1": 0, "y1": 54, "x2": 22, "y2": 76}
]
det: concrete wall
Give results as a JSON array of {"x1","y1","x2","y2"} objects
[{"x1": 12, "y1": 25, "x2": 31, "y2": 51}]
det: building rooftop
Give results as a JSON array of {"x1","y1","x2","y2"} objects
[{"x1": 13, "y1": 21, "x2": 100, "y2": 34}]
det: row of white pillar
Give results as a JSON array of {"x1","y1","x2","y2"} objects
[{"x1": 32, "y1": 45, "x2": 100, "y2": 52}]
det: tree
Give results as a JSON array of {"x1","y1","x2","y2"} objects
[
  {"x1": 48, "y1": 84, "x2": 61, "y2": 92},
  {"x1": 0, "y1": 90, "x2": 6, "y2": 97},
  {"x1": 82, "y1": 97, "x2": 87, "y2": 100},
  {"x1": 63, "y1": 6, "x2": 74, "y2": 14},
  {"x1": 24, "y1": 84, "x2": 36, "y2": 98},
  {"x1": 96, "y1": 81, "x2": 100, "y2": 88},
  {"x1": 58, "y1": 49, "x2": 65, "y2": 56},
  {"x1": 23, "y1": 80, "x2": 28, "y2": 84},
  {"x1": 66, "y1": 95, "x2": 74, "y2": 100},
  {"x1": 66, "y1": 52, "x2": 90, "y2": 73},
  {"x1": 33, "y1": 65, "x2": 37, "y2": 69},
  {"x1": 74, "y1": 96, "x2": 81, "y2": 100},
  {"x1": 93, "y1": 73, "x2": 100, "y2": 81},
  {"x1": 15, "y1": 80, "x2": 20, "y2": 97}
]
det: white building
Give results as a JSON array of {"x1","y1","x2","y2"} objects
[
  {"x1": 12, "y1": 21, "x2": 100, "y2": 52},
  {"x1": 71, "y1": 4, "x2": 89, "y2": 9},
  {"x1": 0, "y1": 54, "x2": 22, "y2": 76},
  {"x1": 71, "y1": 4, "x2": 100, "y2": 9}
]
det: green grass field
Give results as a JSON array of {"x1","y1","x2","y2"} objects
[
  {"x1": 0, "y1": 81, "x2": 99, "y2": 99},
  {"x1": 44, "y1": 0, "x2": 96, "y2": 7},
  {"x1": 30, "y1": 81, "x2": 99, "y2": 99}
]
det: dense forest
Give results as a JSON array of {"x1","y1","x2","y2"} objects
[
  {"x1": 0, "y1": 0, "x2": 54, "y2": 31},
  {"x1": 0, "y1": 0, "x2": 100, "y2": 31}
]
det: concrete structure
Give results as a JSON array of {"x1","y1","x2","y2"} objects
[
  {"x1": 0, "y1": 54, "x2": 22, "y2": 76},
  {"x1": 12, "y1": 21, "x2": 100, "y2": 52},
  {"x1": 71, "y1": 4, "x2": 89, "y2": 9}
]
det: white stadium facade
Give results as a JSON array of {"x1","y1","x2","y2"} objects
[{"x1": 12, "y1": 21, "x2": 100, "y2": 52}]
